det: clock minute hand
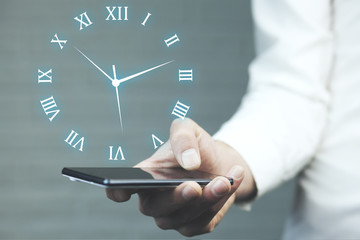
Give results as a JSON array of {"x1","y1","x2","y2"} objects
[
  {"x1": 112, "y1": 65, "x2": 124, "y2": 131},
  {"x1": 74, "y1": 46, "x2": 113, "y2": 82},
  {"x1": 117, "y1": 60, "x2": 174, "y2": 84}
]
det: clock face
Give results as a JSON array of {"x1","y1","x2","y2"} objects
[{"x1": 37, "y1": 4, "x2": 195, "y2": 163}]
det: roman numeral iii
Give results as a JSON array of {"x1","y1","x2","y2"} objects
[
  {"x1": 40, "y1": 96, "x2": 60, "y2": 122},
  {"x1": 179, "y1": 69, "x2": 193, "y2": 81}
]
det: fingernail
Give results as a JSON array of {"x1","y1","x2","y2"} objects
[
  {"x1": 228, "y1": 166, "x2": 244, "y2": 180},
  {"x1": 181, "y1": 148, "x2": 200, "y2": 169},
  {"x1": 211, "y1": 179, "x2": 229, "y2": 197},
  {"x1": 182, "y1": 185, "x2": 197, "y2": 201}
]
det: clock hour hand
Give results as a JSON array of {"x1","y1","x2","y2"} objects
[
  {"x1": 114, "y1": 60, "x2": 174, "y2": 85},
  {"x1": 74, "y1": 46, "x2": 114, "y2": 82}
]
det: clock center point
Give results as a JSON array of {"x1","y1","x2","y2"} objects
[{"x1": 112, "y1": 79, "x2": 120, "y2": 87}]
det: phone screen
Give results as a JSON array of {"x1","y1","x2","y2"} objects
[{"x1": 62, "y1": 167, "x2": 233, "y2": 188}]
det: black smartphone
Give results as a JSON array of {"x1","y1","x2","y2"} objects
[{"x1": 62, "y1": 167, "x2": 233, "y2": 188}]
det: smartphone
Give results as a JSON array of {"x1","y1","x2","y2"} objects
[{"x1": 62, "y1": 167, "x2": 233, "y2": 188}]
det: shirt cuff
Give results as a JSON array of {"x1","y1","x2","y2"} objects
[{"x1": 213, "y1": 121, "x2": 284, "y2": 200}]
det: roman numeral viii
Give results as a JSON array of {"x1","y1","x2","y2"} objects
[{"x1": 40, "y1": 96, "x2": 60, "y2": 122}]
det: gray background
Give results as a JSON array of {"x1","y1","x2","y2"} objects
[{"x1": 0, "y1": 0, "x2": 295, "y2": 239}]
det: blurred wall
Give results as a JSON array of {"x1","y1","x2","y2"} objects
[{"x1": 0, "y1": 0, "x2": 295, "y2": 239}]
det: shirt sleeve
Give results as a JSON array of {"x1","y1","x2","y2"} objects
[{"x1": 213, "y1": 0, "x2": 333, "y2": 197}]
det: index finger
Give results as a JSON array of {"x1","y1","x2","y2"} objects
[{"x1": 170, "y1": 119, "x2": 202, "y2": 170}]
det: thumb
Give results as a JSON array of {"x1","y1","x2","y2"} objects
[{"x1": 170, "y1": 119, "x2": 202, "y2": 170}]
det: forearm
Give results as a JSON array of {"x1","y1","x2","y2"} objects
[{"x1": 212, "y1": 0, "x2": 332, "y2": 198}]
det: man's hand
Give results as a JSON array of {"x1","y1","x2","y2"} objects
[{"x1": 106, "y1": 118, "x2": 256, "y2": 237}]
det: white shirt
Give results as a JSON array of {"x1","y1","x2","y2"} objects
[{"x1": 214, "y1": 0, "x2": 360, "y2": 239}]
